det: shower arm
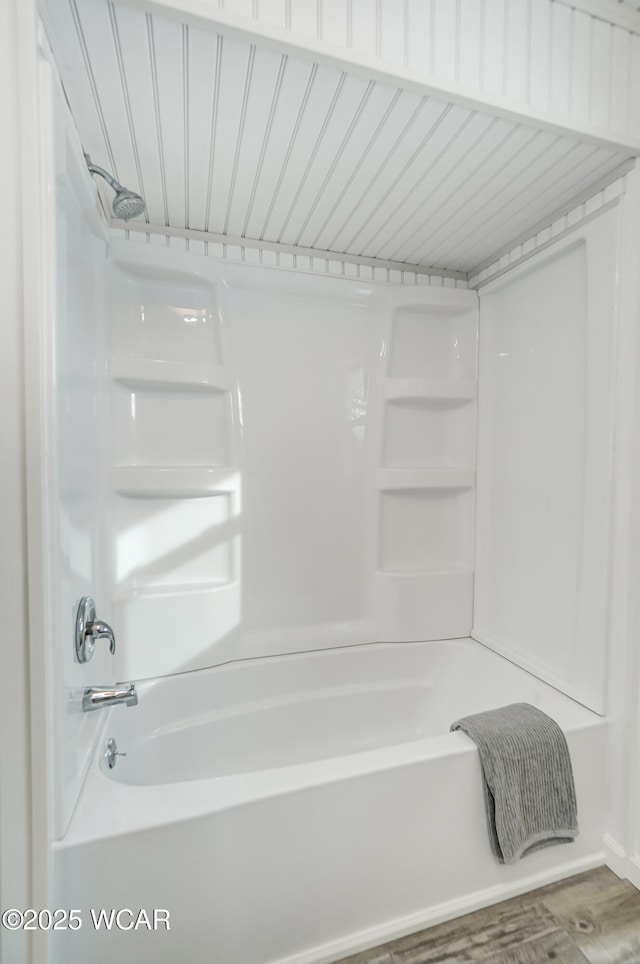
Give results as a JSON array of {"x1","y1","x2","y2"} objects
[{"x1": 86, "y1": 160, "x2": 121, "y2": 193}]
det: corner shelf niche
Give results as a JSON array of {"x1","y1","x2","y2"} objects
[
  {"x1": 109, "y1": 355, "x2": 231, "y2": 393},
  {"x1": 111, "y1": 466, "x2": 239, "y2": 498},
  {"x1": 382, "y1": 395, "x2": 475, "y2": 471},
  {"x1": 377, "y1": 468, "x2": 475, "y2": 490},
  {"x1": 383, "y1": 379, "x2": 476, "y2": 402},
  {"x1": 107, "y1": 262, "x2": 240, "y2": 681},
  {"x1": 111, "y1": 580, "x2": 242, "y2": 682},
  {"x1": 372, "y1": 569, "x2": 474, "y2": 642},
  {"x1": 374, "y1": 300, "x2": 478, "y2": 642},
  {"x1": 378, "y1": 487, "x2": 474, "y2": 572}
]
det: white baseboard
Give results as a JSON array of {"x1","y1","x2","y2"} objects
[
  {"x1": 277, "y1": 852, "x2": 606, "y2": 964},
  {"x1": 603, "y1": 833, "x2": 628, "y2": 879},
  {"x1": 602, "y1": 835, "x2": 640, "y2": 893},
  {"x1": 627, "y1": 855, "x2": 640, "y2": 891}
]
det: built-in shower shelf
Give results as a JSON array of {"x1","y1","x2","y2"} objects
[
  {"x1": 384, "y1": 379, "x2": 476, "y2": 402},
  {"x1": 375, "y1": 566, "x2": 473, "y2": 577},
  {"x1": 373, "y1": 569, "x2": 474, "y2": 640},
  {"x1": 108, "y1": 355, "x2": 231, "y2": 393},
  {"x1": 112, "y1": 578, "x2": 236, "y2": 602},
  {"x1": 110, "y1": 466, "x2": 239, "y2": 497},
  {"x1": 112, "y1": 580, "x2": 241, "y2": 680},
  {"x1": 376, "y1": 468, "x2": 475, "y2": 491}
]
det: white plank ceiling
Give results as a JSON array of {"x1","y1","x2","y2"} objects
[
  {"x1": 44, "y1": 0, "x2": 635, "y2": 275},
  {"x1": 599, "y1": 0, "x2": 640, "y2": 20}
]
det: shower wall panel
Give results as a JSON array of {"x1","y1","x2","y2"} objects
[
  {"x1": 40, "y1": 53, "x2": 111, "y2": 838},
  {"x1": 222, "y1": 285, "x2": 371, "y2": 636},
  {"x1": 474, "y1": 210, "x2": 619, "y2": 713},
  {"x1": 107, "y1": 243, "x2": 477, "y2": 680}
]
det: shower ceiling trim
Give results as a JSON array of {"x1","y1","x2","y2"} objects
[
  {"x1": 41, "y1": 0, "x2": 639, "y2": 276},
  {"x1": 109, "y1": 149, "x2": 635, "y2": 287},
  {"x1": 110, "y1": 221, "x2": 469, "y2": 281},
  {"x1": 111, "y1": 228, "x2": 472, "y2": 288},
  {"x1": 469, "y1": 186, "x2": 624, "y2": 288},
  {"x1": 466, "y1": 156, "x2": 634, "y2": 277},
  {"x1": 113, "y1": 165, "x2": 631, "y2": 290},
  {"x1": 561, "y1": 0, "x2": 640, "y2": 34}
]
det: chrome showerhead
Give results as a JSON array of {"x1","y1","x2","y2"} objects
[
  {"x1": 86, "y1": 158, "x2": 146, "y2": 222},
  {"x1": 112, "y1": 188, "x2": 146, "y2": 221}
]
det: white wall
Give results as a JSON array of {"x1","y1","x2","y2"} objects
[
  {"x1": 606, "y1": 167, "x2": 640, "y2": 885},
  {"x1": 474, "y1": 209, "x2": 619, "y2": 713},
  {"x1": 629, "y1": 349, "x2": 640, "y2": 883},
  {"x1": 0, "y1": 2, "x2": 37, "y2": 961}
]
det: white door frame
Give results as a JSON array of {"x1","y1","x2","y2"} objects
[{"x1": 0, "y1": 1, "x2": 52, "y2": 962}]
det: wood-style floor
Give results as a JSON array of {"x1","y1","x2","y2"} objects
[{"x1": 337, "y1": 867, "x2": 640, "y2": 964}]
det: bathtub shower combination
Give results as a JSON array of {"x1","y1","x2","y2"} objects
[{"x1": 20, "y1": 0, "x2": 640, "y2": 962}]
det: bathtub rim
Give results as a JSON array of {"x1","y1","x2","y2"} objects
[{"x1": 60, "y1": 673, "x2": 606, "y2": 850}]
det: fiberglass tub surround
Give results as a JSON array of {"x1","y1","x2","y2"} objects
[
  {"x1": 48, "y1": 228, "x2": 615, "y2": 964},
  {"x1": 105, "y1": 244, "x2": 478, "y2": 685},
  {"x1": 35, "y1": 1, "x2": 639, "y2": 962},
  {"x1": 50, "y1": 231, "x2": 615, "y2": 964}
]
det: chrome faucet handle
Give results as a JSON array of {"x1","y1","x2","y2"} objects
[
  {"x1": 89, "y1": 619, "x2": 116, "y2": 655},
  {"x1": 75, "y1": 596, "x2": 117, "y2": 663}
]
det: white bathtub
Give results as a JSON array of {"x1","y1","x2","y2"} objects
[{"x1": 52, "y1": 638, "x2": 607, "y2": 964}]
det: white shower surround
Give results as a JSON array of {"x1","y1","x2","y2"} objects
[
  {"x1": 105, "y1": 241, "x2": 479, "y2": 685},
  {"x1": 50, "y1": 212, "x2": 616, "y2": 963},
  {"x1": 11, "y1": 3, "x2": 640, "y2": 964},
  {"x1": 474, "y1": 211, "x2": 619, "y2": 714},
  {"x1": 52, "y1": 639, "x2": 607, "y2": 964}
]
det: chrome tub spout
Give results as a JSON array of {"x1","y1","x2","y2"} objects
[{"x1": 82, "y1": 683, "x2": 138, "y2": 712}]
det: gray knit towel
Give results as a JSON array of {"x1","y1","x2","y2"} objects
[{"x1": 450, "y1": 703, "x2": 578, "y2": 865}]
